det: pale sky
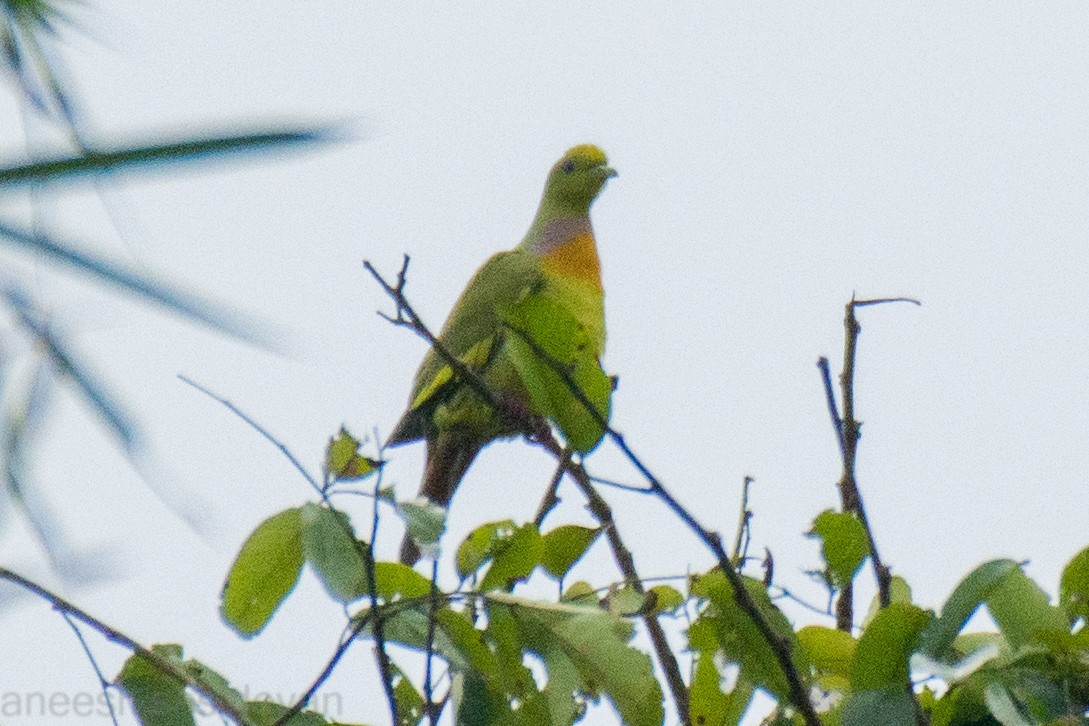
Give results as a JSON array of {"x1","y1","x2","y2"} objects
[{"x1": 2, "y1": 3, "x2": 1088, "y2": 725}]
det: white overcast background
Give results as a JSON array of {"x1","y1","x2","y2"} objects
[{"x1": 2, "y1": 2, "x2": 1088, "y2": 725}]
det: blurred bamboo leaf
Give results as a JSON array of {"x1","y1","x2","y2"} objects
[
  {"x1": 1, "y1": 354, "x2": 67, "y2": 564},
  {"x1": 1, "y1": 281, "x2": 137, "y2": 450},
  {"x1": 0, "y1": 218, "x2": 272, "y2": 346},
  {"x1": 1, "y1": 0, "x2": 83, "y2": 113},
  {"x1": 0, "y1": 128, "x2": 331, "y2": 188},
  {"x1": 1, "y1": 0, "x2": 76, "y2": 41}
]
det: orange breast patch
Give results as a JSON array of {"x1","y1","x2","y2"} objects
[{"x1": 540, "y1": 232, "x2": 603, "y2": 289}]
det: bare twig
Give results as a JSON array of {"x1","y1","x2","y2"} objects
[
  {"x1": 732, "y1": 475, "x2": 755, "y2": 565},
  {"x1": 533, "y1": 447, "x2": 572, "y2": 527},
  {"x1": 817, "y1": 357, "x2": 845, "y2": 459},
  {"x1": 364, "y1": 257, "x2": 503, "y2": 414},
  {"x1": 60, "y1": 612, "x2": 121, "y2": 726},
  {"x1": 586, "y1": 473, "x2": 653, "y2": 493},
  {"x1": 366, "y1": 456, "x2": 400, "y2": 726},
  {"x1": 834, "y1": 298, "x2": 919, "y2": 614},
  {"x1": 424, "y1": 558, "x2": 441, "y2": 725},
  {"x1": 820, "y1": 295, "x2": 924, "y2": 726},
  {"x1": 770, "y1": 585, "x2": 836, "y2": 618},
  {"x1": 275, "y1": 612, "x2": 374, "y2": 726},
  {"x1": 0, "y1": 568, "x2": 253, "y2": 726},
  {"x1": 178, "y1": 374, "x2": 323, "y2": 497}
]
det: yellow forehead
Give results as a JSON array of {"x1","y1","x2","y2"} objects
[{"x1": 563, "y1": 144, "x2": 608, "y2": 167}]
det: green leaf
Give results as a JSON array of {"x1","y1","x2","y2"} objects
[
  {"x1": 689, "y1": 569, "x2": 806, "y2": 702},
  {"x1": 489, "y1": 593, "x2": 665, "y2": 726},
  {"x1": 374, "y1": 562, "x2": 432, "y2": 601},
  {"x1": 689, "y1": 651, "x2": 753, "y2": 726},
  {"x1": 300, "y1": 503, "x2": 369, "y2": 603},
  {"x1": 646, "y1": 585, "x2": 685, "y2": 615},
  {"x1": 851, "y1": 602, "x2": 930, "y2": 690},
  {"x1": 541, "y1": 525, "x2": 600, "y2": 579},
  {"x1": 0, "y1": 128, "x2": 327, "y2": 188},
  {"x1": 117, "y1": 644, "x2": 195, "y2": 726},
  {"x1": 324, "y1": 427, "x2": 380, "y2": 482},
  {"x1": 861, "y1": 575, "x2": 913, "y2": 628},
  {"x1": 798, "y1": 625, "x2": 857, "y2": 679},
  {"x1": 602, "y1": 584, "x2": 647, "y2": 617},
  {"x1": 504, "y1": 295, "x2": 612, "y2": 453},
  {"x1": 452, "y1": 671, "x2": 506, "y2": 726},
  {"x1": 841, "y1": 686, "x2": 917, "y2": 726},
  {"x1": 809, "y1": 510, "x2": 869, "y2": 588},
  {"x1": 986, "y1": 567, "x2": 1067, "y2": 651},
  {"x1": 1003, "y1": 652, "x2": 1081, "y2": 722},
  {"x1": 456, "y1": 519, "x2": 517, "y2": 578},
  {"x1": 456, "y1": 602, "x2": 550, "y2": 725},
  {"x1": 479, "y1": 523, "x2": 542, "y2": 592},
  {"x1": 246, "y1": 700, "x2": 330, "y2": 725},
  {"x1": 917, "y1": 559, "x2": 1020, "y2": 660},
  {"x1": 561, "y1": 581, "x2": 599, "y2": 606},
  {"x1": 390, "y1": 663, "x2": 425, "y2": 726},
  {"x1": 368, "y1": 605, "x2": 488, "y2": 676},
  {"x1": 181, "y1": 658, "x2": 248, "y2": 718},
  {"x1": 983, "y1": 681, "x2": 1034, "y2": 726},
  {"x1": 220, "y1": 508, "x2": 304, "y2": 637},
  {"x1": 1059, "y1": 546, "x2": 1089, "y2": 623},
  {"x1": 397, "y1": 499, "x2": 446, "y2": 559},
  {"x1": 433, "y1": 608, "x2": 501, "y2": 679}
]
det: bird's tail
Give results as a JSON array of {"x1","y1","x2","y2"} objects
[{"x1": 399, "y1": 433, "x2": 482, "y2": 565}]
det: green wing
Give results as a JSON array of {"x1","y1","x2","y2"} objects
[{"x1": 388, "y1": 249, "x2": 543, "y2": 444}]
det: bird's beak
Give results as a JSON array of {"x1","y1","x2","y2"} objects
[{"x1": 603, "y1": 166, "x2": 618, "y2": 179}]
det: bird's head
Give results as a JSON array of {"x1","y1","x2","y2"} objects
[{"x1": 541, "y1": 144, "x2": 617, "y2": 213}]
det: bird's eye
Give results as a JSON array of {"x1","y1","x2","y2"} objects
[{"x1": 562, "y1": 160, "x2": 575, "y2": 173}]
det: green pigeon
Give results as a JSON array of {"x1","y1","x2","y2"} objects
[{"x1": 388, "y1": 144, "x2": 616, "y2": 564}]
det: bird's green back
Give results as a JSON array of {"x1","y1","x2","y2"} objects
[{"x1": 388, "y1": 249, "x2": 542, "y2": 443}]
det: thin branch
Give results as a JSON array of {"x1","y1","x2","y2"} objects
[
  {"x1": 0, "y1": 568, "x2": 253, "y2": 726},
  {"x1": 769, "y1": 586, "x2": 835, "y2": 619},
  {"x1": 364, "y1": 257, "x2": 504, "y2": 415},
  {"x1": 853, "y1": 296, "x2": 921, "y2": 308},
  {"x1": 277, "y1": 586, "x2": 459, "y2": 726},
  {"x1": 835, "y1": 299, "x2": 905, "y2": 614},
  {"x1": 586, "y1": 473, "x2": 653, "y2": 493},
  {"x1": 817, "y1": 357, "x2": 845, "y2": 459},
  {"x1": 60, "y1": 612, "x2": 120, "y2": 726},
  {"x1": 366, "y1": 452, "x2": 400, "y2": 726},
  {"x1": 274, "y1": 612, "x2": 374, "y2": 726},
  {"x1": 178, "y1": 374, "x2": 323, "y2": 497},
  {"x1": 533, "y1": 447, "x2": 571, "y2": 527},
  {"x1": 424, "y1": 558, "x2": 441, "y2": 725},
  {"x1": 825, "y1": 296, "x2": 925, "y2": 726},
  {"x1": 731, "y1": 475, "x2": 755, "y2": 565}
]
